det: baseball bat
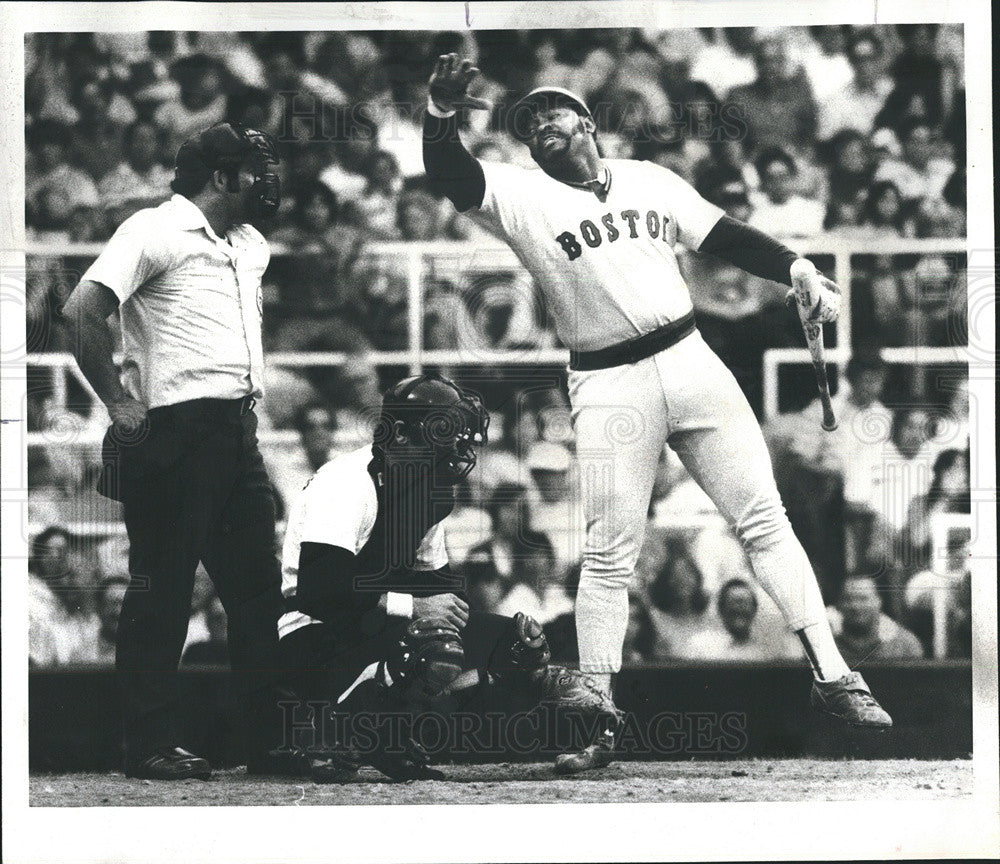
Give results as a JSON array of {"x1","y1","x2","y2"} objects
[{"x1": 790, "y1": 260, "x2": 838, "y2": 431}]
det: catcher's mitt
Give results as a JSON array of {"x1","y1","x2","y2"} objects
[{"x1": 388, "y1": 616, "x2": 465, "y2": 704}]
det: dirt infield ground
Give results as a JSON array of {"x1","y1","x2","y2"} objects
[{"x1": 30, "y1": 759, "x2": 971, "y2": 806}]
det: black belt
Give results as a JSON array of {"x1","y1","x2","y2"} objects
[
  {"x1": 150, "y1": 394, "x2": 257, "y2": 421},
  {"x1": 569, "y1": 311, "x2": 697, "y2": 371}
]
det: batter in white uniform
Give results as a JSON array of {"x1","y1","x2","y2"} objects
[{"x1": 422, "y1": 54, "x2": 891, "y2": 772}]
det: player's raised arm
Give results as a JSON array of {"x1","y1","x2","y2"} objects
[{"x1": 422, "y1": 53, "x2": 492, "y2": 212}]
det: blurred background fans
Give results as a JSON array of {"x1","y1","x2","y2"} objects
[{"x1": 25, "y1": 26, "x2": 970, "y2": 668}]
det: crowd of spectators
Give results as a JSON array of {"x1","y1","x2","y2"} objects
[
  {"x1": 26, "y1": 27, "x2": 966, "y2": 353},
  {"x1": 25, "y1": 26, "x2": 971, "y2": 668},
  {"x1": 29, "y1": 357, "x2": 971, "y2": 668}
]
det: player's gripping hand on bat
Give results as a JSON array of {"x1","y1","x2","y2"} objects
[{"x1": 783, "y1": 259, "x2": 842, "y2": 323}]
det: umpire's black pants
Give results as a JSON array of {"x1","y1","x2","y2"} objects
[{"x1": 102, "y1": 397, "x2": 284, "y2": 768}]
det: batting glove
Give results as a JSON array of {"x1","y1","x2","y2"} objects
[{"x1": 785, "y1": 265, "x2": 841, "y2": 324}]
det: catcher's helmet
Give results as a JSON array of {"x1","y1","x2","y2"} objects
[
  {"x1": 374, "y1": 372, "x2": 489, "y2": 481},
  {"x1": 511, "y1": 86, "x2": 594, "y2": 142}
]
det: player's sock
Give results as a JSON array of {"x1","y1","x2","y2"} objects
[
  {"x1": 796, "y1": 623, "x2": 851, "y2": 682},
  {"x1": 575, "y1": 575, "x2": 628, "y2": 689},
  {"x1": 742, "y1": 525, "x2": 851, "y2": 681}
]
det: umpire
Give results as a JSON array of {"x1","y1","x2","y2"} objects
[{"x1": 62, "y1": 123, "x2": 285, "y2": 779}]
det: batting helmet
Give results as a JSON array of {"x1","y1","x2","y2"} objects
[
  {"x1": 510, "y1": 86, "x2": 594, "y2": 142},
  {"x1": 374, "y1": 372, "x2": 489, "y2": 480}
]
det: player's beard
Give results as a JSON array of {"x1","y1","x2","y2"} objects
[
  {"x1": 539, "y1": 132, "x2": 568, "y2": 156},
  {"x1": 532, "y1": 131, "x2": 570, "y2": 165}
]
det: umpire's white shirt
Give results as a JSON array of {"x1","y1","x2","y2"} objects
[
  {"x1": 278, "y1": 445, "x2": 449, "y2": 640},
  {"x1": 82, "y1": 193, "x2": 269, "y2": 408}
]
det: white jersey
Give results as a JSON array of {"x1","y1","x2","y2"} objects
[
  {"x1": 277, "y1": 445, "x2": 448, "y2": 639},
  {"x1": 477, "y1": 158, "x2": 724, "y2": 351}
]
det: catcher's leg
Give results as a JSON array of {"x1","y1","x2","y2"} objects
[
  {"x1": 270, "y1": 624, "x2": 371, "y2": 781},
  {"x1": 456, "y1": 611, "x2": 622, "y2": 775},
  {"x1": 331, "y1": 616, "x2": 466, "y2": 781}
]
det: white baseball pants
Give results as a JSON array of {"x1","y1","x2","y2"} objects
[{"x1": 569, "y1": 330, "x2": 830, "y2": 674}]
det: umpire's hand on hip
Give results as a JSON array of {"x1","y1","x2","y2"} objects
[
  {"x1": 413, "y1": 593, "x2": 470, "y2": 630},
  {"x1": 108, "y1": 395, "x2": 149, "y2": 435}
]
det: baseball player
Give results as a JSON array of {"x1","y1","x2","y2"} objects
[
  {"x1": 422, "y1": 54, "x2": 891, "y2": 773},
  {"x1": 276, "y1": 372, "x2": 618, "y2": 781}
]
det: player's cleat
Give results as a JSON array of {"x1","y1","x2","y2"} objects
[
  {"x1": 125, "y1": 746, "x2": 212, "y2": 780},
  {"x1": 810, "y1": 671, "x2": 892, "y2": 728},
  {"x1": 532, "y1": 666, "x2": 623, "y2": 776},
  {"x1": 554, "y1": 727, "x2": 616, "y2": 775}
]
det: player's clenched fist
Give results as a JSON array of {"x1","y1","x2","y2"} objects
[
  {"x1": 429, "y1": 53, "x2": 493, "y2": 113},
  {"x1": 413, "y1": 592, "x2": 470, "y2": 629}
]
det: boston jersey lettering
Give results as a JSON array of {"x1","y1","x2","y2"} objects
[
  {"x1": 474, "y1": 158, "x2": 724, "y2": 351},
  {"x1": 556, "y1": 209, "x2": 672, "y2": 260}
]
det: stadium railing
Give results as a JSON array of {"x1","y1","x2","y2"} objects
[
  {"x1": 19, "y1": 237, "x2": 972, "y2": 660},
  {"x1": 21, "y1": 236, "x2": 970, "y2": 444}
]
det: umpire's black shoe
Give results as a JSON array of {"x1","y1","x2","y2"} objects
[{"x1": 125, "y1": 746, "x2": 212, "y2": 780}]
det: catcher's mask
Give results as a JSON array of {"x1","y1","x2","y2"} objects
[
  {"x1": 173, "y1": 122, "x2": 281, "y2": 221},
  {"x1": 374, "y1": 372, "x2": 489, "y2": 481}
]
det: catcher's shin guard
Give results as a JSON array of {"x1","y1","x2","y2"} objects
[
  {"x1": 333, "y1": 676, "x2": 445, "y2": 781},
  {"x1": 326, "y1": 617, "x2": 463, "y2": 782}
]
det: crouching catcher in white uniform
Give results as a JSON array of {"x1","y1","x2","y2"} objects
[{"x1": 274, "y1": 372, "x2": 619, "y2": 781}]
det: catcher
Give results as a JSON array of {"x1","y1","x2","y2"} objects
[{"x1": 275, "y1": 372, "x2": 618, "y2": 781}]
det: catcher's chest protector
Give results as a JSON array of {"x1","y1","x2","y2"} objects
[{"x1": 355, "y1": 460, "x2": 456, "y2": 592}]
